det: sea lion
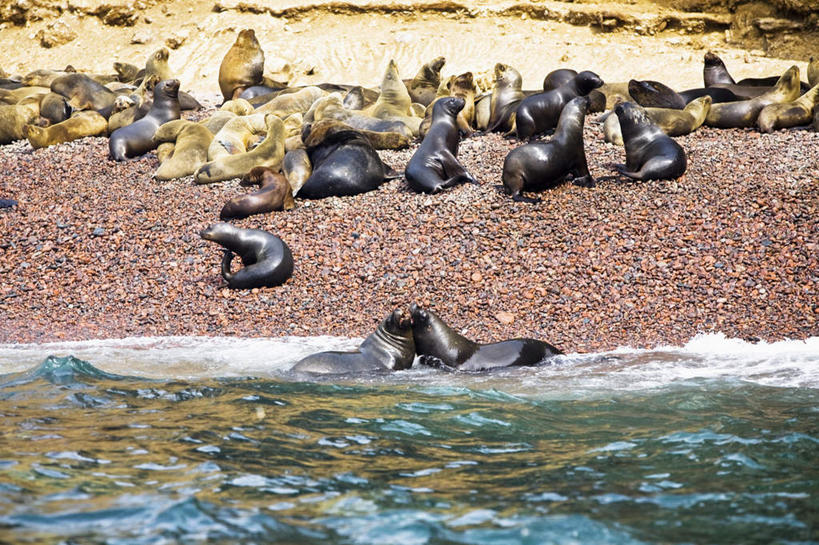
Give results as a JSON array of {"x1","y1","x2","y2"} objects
[
  {"x1": 486, "y1": 63, "x2": 524, "y2": 132},
  {"x1": 22, "y1": 68, "x2": 74, "y2": 88},
  {"x1": 50, "y1": 73, "x2": 118, "y2": 118},
  {"x1": 207, "y1": 113, "x2": 270, "y2": 160},
  {"x1": 199, "y1": 223, "x2": 293, "y2": 290},
  {"x1": 757, "y1": 82, "x2": 819, "y2": 132},
  {"x1": 194, "y1": 115, "x2": 285, "y2": 184},
  {"x1": 341, "y1": 86, "x2": 374, "y2": 110},
  {"x1": 628, "y1": 80, "x2": 686, "y2": 110},
  {"x1": 613, "y1": 101, "x2": 687, "y2": 181},
  {"x1": 593, "y1": 82, "x2": 632, "y2": 110},
  {"x1": 514, "y1": 70, "x2": 603, "y2": 139},
  {"x1": 0, "y1": 95, "x2": 40, "y2": 144},
  {"x1": 311, "y1": 93, "x2": 415, "y2": 142},
  {"x1": 283, "y1": 148, "x2": 311, "y2": 195},
  {"x1": 297, "y1": 119, "x2": 397, "y2": 198},
  {"x1": 23, "y1": 111, "x2": 108, "y2": 149},
  {"x1": 404, "y1": 56, "x2": 446, "y2": 106},
  {"x1": 220, "y1": 166, "x2": 295, "y2": 220},
  {"x1": 114, "y1": 62, "x2": 141, "y2": 83},
  {"x1": 502, "y1": 96, "x2": 593, "y2": 202},
  {"x1": 419, "y1": 72, "x2": 476, "y2": 138},
  {"x1": 152, "y1": 119, "x2": 213, "y2": 180},
  {"x1": 108, "y1": 79, "x2": 181, "y2": 161},
  {"x1": 256, "y1": 86, "x2": 324, "y2": 118},
  {"x1": 291, "y1": 309, "x2": 415, "y2": 375},
  {"x1": 543, "y1": 68, "x2": 578, "y2": 91},
  {"x1": 38, "y1": 92, "x2": 72, "y2": 125},
  {"x1": 703, "y1": 52, "x2": 736, "y2": 87},
  {"x1": 366, "y1": 60, "x2": 414, "y2": 119},
  {"x1": 406, "y1": 97, "x2": 476, "y2": 194},
  {"x1": 603, "y1": 95, "x2": 712, "y2": 145},
  {"x1": 218, "y1": 29, "x2": 264, "y2": 102},
  {"x1": 409, "y1": 303, "x2": 562, "y2": 371},
  {"x1": 0, "y1": 86, "x2": 49, "y2": 105},
  {"x1": 200, "y1": 99, "x2": 255, "y2": 134},
  {"x1": 705, "y1": 66, "x2": 801, "y2": 129},
  {"x1": 809, "y1": 57, "x2": 818, "y2": 88}
]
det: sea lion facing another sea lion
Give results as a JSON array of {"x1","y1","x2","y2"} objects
[
  {"x1": 108, "y1": 79, "x2": 180, "y2": 161},
  {"x1": 486, "y1": 63, "x2": 524, "y2": 133},
  {"x1": 152, "y1": 119, "x2": 213, "y2": 180},
  {"x1": 705, "y1": 66, "x2": 802, "y2": 129},
  {"x1": 220, "y1": 166, "x2": 295, "y2": 220},
  {"x1": 613, "y1": 101, "x2": 687, "y2": 181},
  {"x1": 757, "y1": 82, "x2": 819, "y2": 132},
  {"x1": 406, "y1": 97, "x2": 476, "y2": 194},
  {"x1": 404, "y1": 56, "x2": 446, "y2": 106},
  {"x1": 200, "y1": 223, "x2": 293, "y2": 290},
  {"x1": 603, "y1": 95, "x2": 712, "y2": 145},
  {"x1": 218, "y1": 29, "x2": 265, "y2": 102},
  {"x1": 114, "y1": 62, "x2": 141, "y2": 83},
  {"x1": 502, "y1": 96, "x2": 593, "y2": 202},
  {"x1": 23, "y1": 111, "x2": 108, "y2": 149},
  {"x1": 38, "y1": 92, "x2": 72, "y2": 125},
  {"x1": 291, "y1": 308, "x2": 415, "y2": 375},
  {"x1": 514, "y1": 70, "x2": 603, "y2": 139},
  {"x1": 409, "y1": 304, "x2": 562, "y2": 371}
]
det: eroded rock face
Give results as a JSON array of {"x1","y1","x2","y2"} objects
[{"x1": 36, "y1": 19, "x2": 77, "y2": 47}]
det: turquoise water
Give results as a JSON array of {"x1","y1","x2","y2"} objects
[{"x1": 0, "y1": 335, "x2": 817, "y2": 544}]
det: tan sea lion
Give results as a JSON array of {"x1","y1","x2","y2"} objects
[
  {"x1": 220, "y1": 166, "x2": 295, "y2": 220},
  {"x1": 200, "y1": 98, "x2": 255, "y2": 134},
  {"x1": 757, "y1": 82, "x2": 819, "y2": 132},
  {"x1": 0, "y1": 86, "x2": 50, "y2": 105},
  {"x1": 604, "y1": 96, "x2": 712, "y2": 145},
  {"x1": 363, "y1": 60, "x2": 419, "y2": 135},
  {"x1": 21, "y1": 68, "x2": 74, "y2": 88},
  {"x1": 705, "y1": 66, "x2": 802, "y2": 128},
  {"x1": 51, "y1": 73, "x2": 117, "y2": 118},
  {"x1": 419, "y1": 72, "x2": 476, "y2": 138},
  {"x1": 312, "y1": 93, "x2": 415, "y2": 142},
  {"x1": 194, "y1": 115, "x2": 285, "y2": 184},
  {"x1": 595, "y1": 82, "x2": 633, "y2": 110},
  {"x1": 486, "y1": 63, "x2": 524, "y2": 133},
  {"x1": 283, "y1": 112, "x2": 304, "y2": 150},
  {"x1": 256, "y1": 86, "x2": 324, "y2": 118},
  {"x1": 809, "y1": 57, "x2": 818, "y2": 88},
  {"x1": 283, "y1": 148, "x2": 311, "y2": 195},
  {"x1": 23, "y1": 110, "x2": 107, "y2": 149},
  {"x1": 114, "y1": 62, "x2": 141, "y2": 83},
  {"x1": 0, "y1": 96, "x2": 41, "y2": 144},
  {"x1": 208, "y1": 113, "x2": 270, "y2": 160},
  {"x1": 218, "y1": 29, "x2": 264, "y2": 102},
  {"x1": 404, "y1": 56, "x2": 446, "y2": 107},
  {"x1": 153, "y1": 119, "x2": 214, "y2": 180}
]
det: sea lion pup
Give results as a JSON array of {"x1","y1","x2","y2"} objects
[
  {"x1": 543, "y1": 68, "x2": 578, "y2": 91},
  {"x1": 108, "y1": 79, "x2": 180, "y2": 161},
  {"x1": 152, "y1": 119, "x2": 213, "y2": 180},
  {"x1": 291, "y1": 308, "x2": 415, "y2": 375},
  {"x1": 207, "y1": 113, "x2": 270, "y2": 160},
  {"x1": 0, "y1": 95, "x2": 41, "y2": 144},
  {"x1": 757, "y1": 82, "x2": 819, "y2": 132},
  {"x1": 628, "y1": 80, "x2": 686, "y2": 110},
  {"x1": 486, "y1": 63, "x2": 525, "y2": 133},
  {"x1": 50, "y1": 73, "x2": 118, "y2": 118},
  {"x1": 409, "y1": 304, "x2": 562, "y2": 371},
  {"x1": 613, "y1": 101, "x2": 687, "y2": 181},
  {"x1": 419, "y1": 72, "x2": 477, "y2": 138},
  {"x1": 200, "y1": 223, "x2": 293, "y2": 290},
  {"x1": 502, "y1": 96, "x2": 593, "y2": 202},
  {"x1": 297, "y1": 119, "x2": 397, "y2": 198},
  {"x1": 603, "y1": 95, "x2": 712, "y2": 145},
  {"x1": 220, "y1": 166, "x2": 295, "y2": 220},
  {"x1": 406, "y1": 97, "x2": 476, "y2": 194},
  {"x1": 38, "y1": 92, "x2": 72, "y2": 125},
  {"x1": 218, "y1": 29, "x2": 264, "y2": 102},
  {"x1": 404, "y1": 56, "x2": 446, "y2": 106},
  {"x1": 705, "y1": 66, "x2": 802, "y2": 129},
  {"x1": 23, "y1": 111, "x2": 108, "y2": 149},
  {"x1": 194, "y1": 115, "x2": 285, "y2": 184},
  {"x1": 514, "y1": 70, "x2": 603, "y2": 139}
]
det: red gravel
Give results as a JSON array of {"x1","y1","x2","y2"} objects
[{"x1": 0, "y1": 113, "x2": 817, "y2": 352}]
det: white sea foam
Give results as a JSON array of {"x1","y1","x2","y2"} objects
[{"x1": 0, "y1": 333, "x2": 817, "y2": 392}]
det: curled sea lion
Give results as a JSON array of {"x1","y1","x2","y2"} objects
[
  {"x1": 108, "y1": 79, "x2": 180, "y2": 161},
  {"x1": 200, "y1": 223, "x2": 293, "y2": 290},
  {"x1": 207, "y1": 113, "x2": 270, "y2": 160},
  {"x1": 409, "y1": 304, "x2": 562, "y2": 371},
  {"x1": 705, "y1": 66, "x2": 801, "y2": 129},
  {"x1": 220, "y1": 166, "x2": 295, "y2": 220},
  {"x1": 152, "y1": 119, "x2": 213, "y2": 180},
  {"x1": 486, "y1": 63, "x2": 524, "y2": 133},
  {"x1": 291, "y1": 309, "x2": 415, "y2": 375},
  {"x1": 404, "y1": 56, "x2": 446, "y2": 106},
  {"x1": 24, "y1": 111, "x2": 108, "y2": 149},
  {"x1": 406, "y1": 97, "x2": 476, "y2": 194},
  {"x1": 613, "y1": 101, "x2": 687, "y2": 181},
  {"x1": 311, "y1": 93, "x2": 414, "y2": 143},
  {"x1": 757, "y1": 82, "x2": 819, "y2": 132},
  {"x1": 283, "y1": 149, "x2": 311, "y2": 195},
  {"x1": 604, "y1": 95, "x2": 712, "y2": 145},
  {"x1": 502, "y1": 96, "x2": 593, "y2": 202},
  {"x1": 218, "y1": 29, "x2": 264, "y2": 102},
  {"x1": 0, "y1": 96, "x2": 40, "y2": 144},
  {"x1": 194, "y1": 115, "x2": 285, "y2": 184},
  {"x1": 543, "y1": 68, "x2": 578, "y2": 91},
  {"x1": 515, "y1": 70, "x2": 603, "y2": 139}
]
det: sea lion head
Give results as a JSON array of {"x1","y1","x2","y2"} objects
[
  {"x1": 628, "y1": 79, "x2": 684, "y2": 109},
  {"x1": 385, "y1": 307, "x2": 413, "y2": 334},
  {"x1": 433, "y1": 96, "x2": 465, "y2": 118},
  {"x1": 614, "y1": 101, "x2": 651, "y2": 139},
  {"x1": 453, "y1": 72, "x2": 475, "y2": 92},
  {"x1": 381, "y1": 59, "x2": 401, "y2": 87},
  {"x1": 494, "y1": 63, "x2": 522, "y2": 89},
  {"x1": 156, "y1": 78, "x2": 180, "y2": 99},
  {"x1": 773, "y1": 65, "x2": 800, "y2": 96},
  {"x1": 236, "y1": 29, "x2": 260, "y2": 48},
  {"x1": 703, "y1": 51, "x2": 725, "y2": 68},
  {"x1": 153, "y1": 47, "x2": 169, "y2": 63},
  {"x1": 199, "y1": 222, "x2": 236, "y2": 243},
  {"x1": 408, "y1": 303, "x2": 448, "y2": 343},
  {"x1": 574, "y1": 70, "x2": 604, "y2": 95}
]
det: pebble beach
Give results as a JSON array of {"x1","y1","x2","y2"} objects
[{"x1": 1, "y1": 107, "x2": 816, "y2": 352}]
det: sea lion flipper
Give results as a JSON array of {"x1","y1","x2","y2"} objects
[
  {"x1": 383, "y1": 166, "x2": 403, "y2": 180},
  {"x1": 220, "y1": 250, "x2": 235, "y2": 281}
]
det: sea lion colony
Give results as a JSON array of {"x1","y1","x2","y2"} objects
[{"x1": 1, "y1": 30, "x2": 816, "y2": 373}]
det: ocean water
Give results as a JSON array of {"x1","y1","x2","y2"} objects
[{"x1": 0, "y1": 333, "x2": 817, "y2": 544}]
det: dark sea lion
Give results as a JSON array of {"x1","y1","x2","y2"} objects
[
  {"x1": 24, "y1": 111, "x2": 108, "y2": 149},
  {"x1": 200, "y1": 223, "x2": 293, "y2": 289},
  {"x1": 291, "y1": 309, "x2": 415, "y2": 375},
  {"x1": 409, "y1": 303, "x2": 562, "y2": 371},
  {"x1": 705, "y1": 66, "x2": 801, "y2": 129},
  {"x1": 218, "y1": 29, "x2": 265, "y2": 102},
  {"x1": 38, "y1": 92, "x2": 72, "y2": 125},
  {"x1": 515, "y1": 70, "x2": 603, "y2": 139},
  {"x1": 502, "y1": 96, "x2": 592, "y2": 202},
  {"x1": 757, "y1": 82, "x2": 819, "y2": 132},
  {"x1": 486, "y1": 63, "x2": 524, "y2": 133},
  {"x1": 108, "y1": 79, "x2": 180, "y2": 161},
  {"x1": 628, "y1": 80, "x2": 686, "y2": 110},
  {"x1": 604, "y1": 95, "x2": 711, "y2": 145},
  {"x1": 404, "y1": 56, "x2": 446, "y2": 106},
  {"x1": 406, "y1": 97, "x2": 476, "y2": 194},
  {"x1": 220, "y1": 166, "x2": 295, "y2": 220},
  {"x1": 703, "y1": 52, "x2": 736, "y2": 87},
  {"x1": 678, "y1": 87, "x2": 740, "y2": 104},
  {"x1": 542, "y1": 68, "x2": 578, "y2": 91},
  {"x1": 613, "y1": 101, "x2": 687, "y2": 181},
  {"x1": 814, "y1": 104, "x2": 819, "y2": 132},
  {"x1": 297, "y1": 119, "x2": 395, "y2": 198},
  {"x1": 152, "y1": 119, "x2": 213, "y2": 180},
  {"x1": 238, "y1": 85, "x2": 281, "y2": 100},
  {"x1": 50, "y1": 73, "x2": 117, "y2": 118}
]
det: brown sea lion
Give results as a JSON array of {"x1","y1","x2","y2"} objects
[
  {"x1": 200, "y1": 98, "x2": 255, "y2": 134},
  {"x1": 51, "y1": 73, "x2": 117, "y2": 118},
  {"x1": 0, "y1": 96, "x2": 41, "y2": 144},
  {"x1": 311, "y1": 93, "x2": 415, "y2": 142},
  {"x1": 705, "y1": 66, "x2": 801, "y2": 129},
  {"x1": 757, "y1": 82, "x2": 819, "y2": 132},
  {"x1": 24, "y1": 111, "x2": 108, "y2": 149},
  {"x1": 809, "y1": 57, "x2": 818, "y2": 88},
  {"x1": 38, "y1": 92, "x2": 72, "y2": 125},
  {"x1": 404, "y1": 56, "x2": 446, "y2": 107},
  {"x1": 628, "y1": 80, "x2": 686, "y2": 110},
  {"x1": 419, "y1": 72, "x2": 476, "y2": 138},
  {"x1": 591, "y1": 82, "x2": 631, "y2": 111},
  {"x1": 153, "y1": 119, "x2": 214, "y2": 180},
  {"x1": 486, "y1": 63, "x2": 524, "y2": 133},
  {"x1": 283, "y1": 148, "x2": 311, "y2": 195},
  {"x1": 256, "y1": 86, "x2": 324, "y2": 118},
  {"x1": 21, "y1": 68, "x2": 75, "y2": 88},
  {"x1": 114, "y1": 62, "x2": 141, "y2": 83},
  {"x1": 218, "y1": 29, "x2": 264, "y2": 102},
  {"x1": 0, "y1": 86, "x2": 50, "y2": 105},
  {"x1": 220, "y1": 166, "x2": 295, "y2": 220}
]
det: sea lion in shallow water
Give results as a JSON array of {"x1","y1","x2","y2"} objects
[
  {"x1": 514, "y1": 70, "x2": 603, "y2": 139},
  {"x1": 24, "y1": 111, "x2": 108, "y2": 149},
  {"x1": 705, "y1": 66, "x2": 802, "y2": 129},
  {"x1": 291, "y1": 309, "x2": 415, "y2": 375},
  {"x1": 108, "y1": 79, "x2": 180, "y2": 161},
  {"x1": 200, "y1": 223, "x2": 293, "y2": 289},
  {"x1": 218, "y1": 29, "x2": 265, "y2": 102},
  {"x1": 220, "y1": 166, "x2": 295, "y2": 220},
  {"x1": 409, "y1": 304, "x2": 562, "y2": 371},
  {"x1": 613, "y1": 101, "x2": 687, "y2": 181}
]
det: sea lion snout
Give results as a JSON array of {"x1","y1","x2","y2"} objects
[{"x1": 199, "y1": 222, "x2": 232, "y2": 241}]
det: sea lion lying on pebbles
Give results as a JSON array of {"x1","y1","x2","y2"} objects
[
  {"x1": 108, "y1": 79, "x2": 180, "y2": 161},
  {"x1": 603, "y1": 95, "x2": 711, "y2": 145},
  {"x1": 613, "y1": 101, "x2": 687, "y2": 181},
  {"x1": 705, "y1": 66, "x2": 801, "y2": 129},
  {"x1": 24, "y1": 111, "x2": 108, "y2": 149},
  {"x1": 757, "y1": 82, "x2": 819, "y2": 133},
  {"x1": 152, "y1": 119, "x2": 213, "y2": 180},
  {"x1": 220, "y1": 166, "x2": 295, "y2": 220}
]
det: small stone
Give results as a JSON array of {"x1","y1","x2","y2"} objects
[
  {"x1": 495, "y1": 311, "x2": 515, "y2": 325},
  {"x1": 92, "y1": 227, "x2": 105, "y2": 237},
  {"x1": 35, "y1": 20, "x2": 77, "y2": 48},
  {"x1": 131, "y1": 30, "x2": 151, "y2": 44},
  {"x1": 471, "y1": 272, "x2": 482, "y2": 283}
]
